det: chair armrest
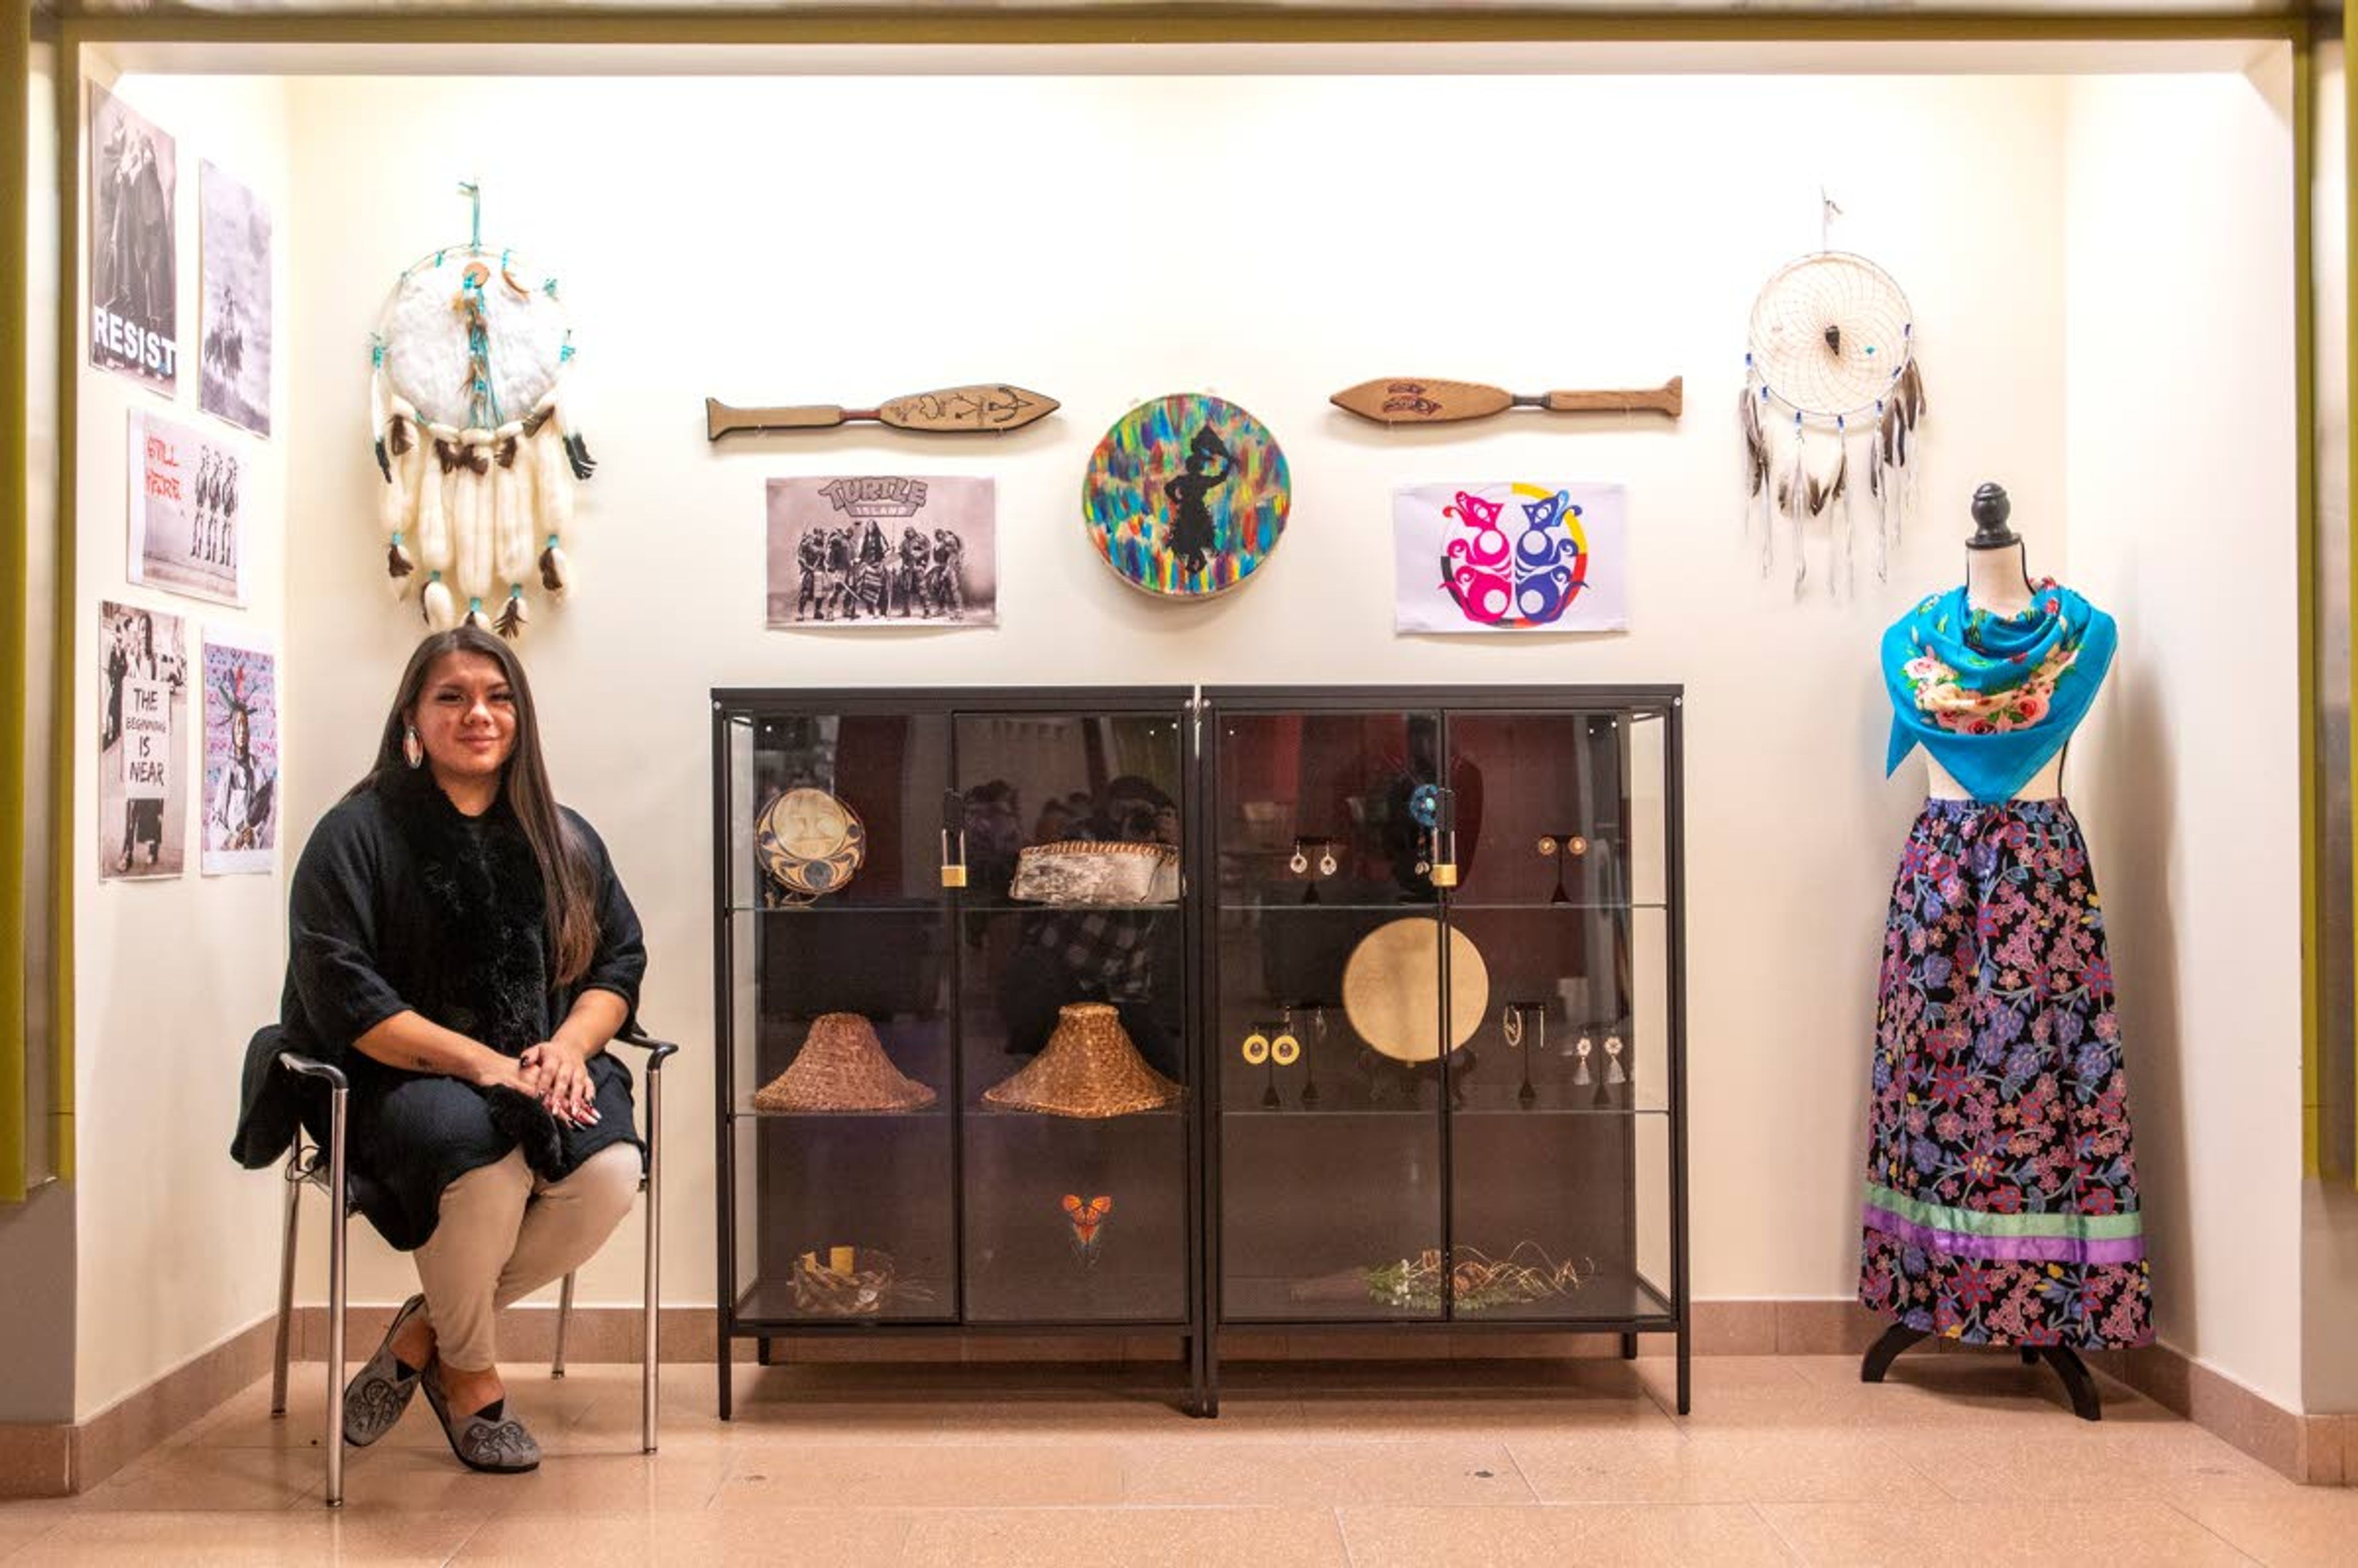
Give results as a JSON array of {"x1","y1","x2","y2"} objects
[
  {"x1": 276, "y1": 1050, "x2": 348, "y2": 1092},
  {"x1": 609, "y1": 1028, "x2": 680, "y2": 1073}
]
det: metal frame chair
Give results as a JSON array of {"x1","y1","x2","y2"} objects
[{"x1": 267, "y1": 1030, "x2": 677, "y2": 1507}]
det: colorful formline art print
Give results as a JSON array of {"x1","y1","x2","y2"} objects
[
  {"x1": 198, "y1": 160, "x2": 273, "y2": 438},
  {"x1": 87, "y1": 81, "x2": 179, "y2": 393},
  {"x1": 766, "y1": 476, "x2": 997, "y2": 627},
  {"x1": 201, "y1": 634, "x2": 279, "y2": 876},
  {"x1": 99, "y1": 600, "x2": 189, "y2": 880},
  {"x1": 129, "y1": 408, "x2": 247, "y2": 607},
  {"x1": 1081, "y1": 394, "x2": 1290, "y2": 599},
  {"x1": 1393, "y1": 483, "x2": 1629, "y2": 634}
]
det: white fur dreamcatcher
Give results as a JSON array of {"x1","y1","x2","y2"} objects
[
  {"x1": 368, "y1": 183, "x2": 593, "y2": 638},
  {"x1": 1738, "y1": 249, "x2": 1925, "y2": 597}
]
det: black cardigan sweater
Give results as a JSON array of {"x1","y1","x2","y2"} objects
[{"x1": 273, "y1": 767, "x2": 647, "y2": 1250}]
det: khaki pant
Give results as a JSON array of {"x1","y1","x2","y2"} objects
[{"x1": 412, "y1": 1144, "x2": 640, "y2": 1371}]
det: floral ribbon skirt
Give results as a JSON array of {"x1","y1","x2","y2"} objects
[{"x1": 1858, "y1": 798, "x2": 2153, "y2": 1349}]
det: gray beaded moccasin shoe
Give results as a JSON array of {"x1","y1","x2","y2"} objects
[
  {"x1": 420, "y1": 1362, "x2": 542, "y2": 1474},
  {"x1": 341, "y1": 1294, "x2": 429, "y2": 1447}
]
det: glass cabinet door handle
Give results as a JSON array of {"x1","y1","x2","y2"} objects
[
  {"x1": 940, "y1": 789, "x2": 969, "y2": 889},
  {"x1": 1430, "y1": 786, "x2": 1460, "y2": 888}
]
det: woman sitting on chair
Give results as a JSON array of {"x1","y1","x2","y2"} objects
[{"x1": 279, "y1": 626, "x2": 645, "y2": 1473}]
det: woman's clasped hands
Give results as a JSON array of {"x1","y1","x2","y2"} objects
[{"x1": 475, "y1": 1042, "x2": 602, "y2": 1127}]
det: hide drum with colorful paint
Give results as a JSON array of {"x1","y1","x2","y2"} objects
[
  {"x1": 1081, "y1": 393, "x2": 1291, "y2": 598},
  {"x1": 1340, "y1": 918, "x2": 1492, "y2": 1063}
]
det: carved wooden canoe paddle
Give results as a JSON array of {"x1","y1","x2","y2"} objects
[
  {"x1": 1331, "y1": 376, "x2": 1683, "y2": 426},
  {"x1": 706, "y1": 384, "x2": 1059, "y2": 441}
]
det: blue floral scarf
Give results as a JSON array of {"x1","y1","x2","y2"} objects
[{"x1": 1883, "y1": 578, "x2": 2117, "y2": 802}]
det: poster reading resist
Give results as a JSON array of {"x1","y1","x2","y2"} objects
[
  {"x1": 1393, "y1": 481, "x2": 1630, "y2": 634},
  {"x1": 99, "y1": 600, "x2": 188, "y2": 880},
  {"x1": 128, "y1": 409, "x2": 247, "y2": 607},
  {"x1": 766, "y1": 476, "x2": 997, "y2": 628},
  {"x1": 201, "y1": 634, "x2": 279, "y2": 876},
  {"x1": 87, "y1": 81, "x2": 179, "y2": 393}
]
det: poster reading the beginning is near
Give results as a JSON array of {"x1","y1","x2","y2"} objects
[
  {"x1": 129, "y1": 408, "x2": 247, "y2": 607},
  {"x1": 201, "y1": 633, "x2": 279, "y2": 876},
  {"x1": 99, "y1": 600, "x2": 189, "y2": 880},
  {"x1": 87, "y1": 80, "x2": 179, "y2": 394},
  {"x1": 198, "y1": 160, "x2": 273, "y2": 437},
  {"x1": 766, "y1": 476, "x2": 998, "y2": 628},
  {"x1": 1392, "y1": 481, "x2": 1630, "y2": 634}
]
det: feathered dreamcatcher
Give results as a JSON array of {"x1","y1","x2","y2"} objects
[
  {"x1": 1739, "y1": 249, "x2": 1926, "y2": 596},
  {"x1": 368, "y1": 183, "x2": 593, "y2": 638}
]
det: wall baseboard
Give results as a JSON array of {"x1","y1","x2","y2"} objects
[
  {"x1": 9, "y1": 1298, "x2": 2344, "y2": 1498},
  {"x1": 0, "y1": 1316, "x2": 278, "y2": 1500}
]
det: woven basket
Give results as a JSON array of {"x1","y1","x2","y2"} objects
[
  {"x1": 753, "y1": 1013, "x2": 935, "y2": 1113},
  {"x1": 982, "y1": 1002, "x2": 1182, "y2": 1119}
]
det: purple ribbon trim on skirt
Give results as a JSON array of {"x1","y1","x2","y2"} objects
[{"x1": 1862, "y1": 1203, "x2": 2147, "y2": 1267}]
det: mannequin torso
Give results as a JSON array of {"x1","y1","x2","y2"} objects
[{"x1": 1921, "y1": 541, "x2": 2064, "y2": 802}]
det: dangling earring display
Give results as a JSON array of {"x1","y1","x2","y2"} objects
[
  {"x1": 1605, "y1": 1034, "x2": 1628, "y2": 1085},
  {"x1": 1318, "y1": 848, "x2": 1339, "y2": 877},
  {"x1": 403, "y1": 724, "x2": 425, "y2": 769},
  {"x1": 1288, "y1": 844, "x2": 1309, "y2": 875},
  {"x1": 1572, "y1": 1036, "x2": 1594, "y2": 1087}
]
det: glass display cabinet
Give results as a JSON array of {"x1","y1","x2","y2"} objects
[
  {"x1": 1198, "y1": 686, "x2": 1688, "y2": 1414},
  {"x1": 710, "y1": 688, "x2": 1204, "y2": 1417},
  {"x1": 711, "y1": 683, "x2": 1686, "y2": 1417}
]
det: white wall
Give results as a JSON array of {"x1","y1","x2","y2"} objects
[
  {"x1": 2063, "y1": 60, "x2": 2304, "y2": 1411},
  {"x1": 280, "y1": 70, "x2": 2077, "y2": 1312},
  {"x1": 72, "y1": 67, "x2": 292, "y2": 1419}
]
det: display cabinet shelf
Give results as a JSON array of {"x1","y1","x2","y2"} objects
[{"x1": 712, "y1": 683, "x2": 1687, "y2": 1418}]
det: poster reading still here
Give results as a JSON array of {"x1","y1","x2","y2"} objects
[
  {"x1": 201, "y1": 633, "x2": 279, "y2": 876},
  {"x1": 128, "y1": 408, "x2": 247, "y2": 607},
  {"x1": 87, "y1": 81, "x2": 179, "y2": 394},
  {"x1": 1392, "y1": 481, "x2": 1630, "y2": 634},
  {"x1": 99, "y1": 600, "x2": 188, "y2": 880}
]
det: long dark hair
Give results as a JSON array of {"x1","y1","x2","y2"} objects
[{"x1": 355, "y1": 627, "x2": 599, "y2": 985}]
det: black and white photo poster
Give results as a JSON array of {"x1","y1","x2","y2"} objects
[
  {"x1": 99, "y1": 600, "x2": 189, "y2": 881},
  {"x1": 198, "y1": 160, "x2": 271, "y2": 437},
  {"x1": 128, "y1": 408, "x2": 247, "y2": 607},
  {"x1": 87, "y1": 81, "x2": 179, "y2": 394},
  {"x1": 766, "y1": 476, "x2": 998, "y2": 628}
]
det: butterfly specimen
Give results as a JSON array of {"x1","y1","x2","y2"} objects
[{"x1": 1062, "y1": 1193, "x2": 1113, "y2": 1268}]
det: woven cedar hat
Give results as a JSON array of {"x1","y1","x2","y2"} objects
[
  {"x1": 753, "y1": 1012, "x2": 935, "y2": 1113},
  {"x1": 982, "y1": 1003, "x2": 1181, "y2": 1119}
]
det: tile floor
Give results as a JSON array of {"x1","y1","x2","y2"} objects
[{"x1": 4, "y1": 1354, "x2": 2355, "y2": 1565}]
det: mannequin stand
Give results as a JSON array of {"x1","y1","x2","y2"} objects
[{"x1": 1859, "y1": 1322, "x2": 2103, "y2": 1421}]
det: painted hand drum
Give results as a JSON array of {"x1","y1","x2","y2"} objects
[{"x1": 1081, "y1": 394, "x2": 1291, "y2": 598}]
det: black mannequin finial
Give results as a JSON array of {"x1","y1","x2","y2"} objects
[{"x1": 1968, "y1": 483, "x2": 2020, "y2": 550}]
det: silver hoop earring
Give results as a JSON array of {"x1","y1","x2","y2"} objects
[
  {"x1": 403, "y1": 726, "x2": 425, "y2": 770},
  {"x1": 1288, "y1": 846, "x2": 1309, "y2": 875},
  {"x1": 1318, "y1": 850, "x2": 1338, "y2": 878}
]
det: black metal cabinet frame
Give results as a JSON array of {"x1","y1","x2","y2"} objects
[
  {"x1": 1194, "y1": 685, "x2": 1689, "y2": 1418},
  {"x1": 709, "y1": 684, "x2": 1687, "y2": 1418}
]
